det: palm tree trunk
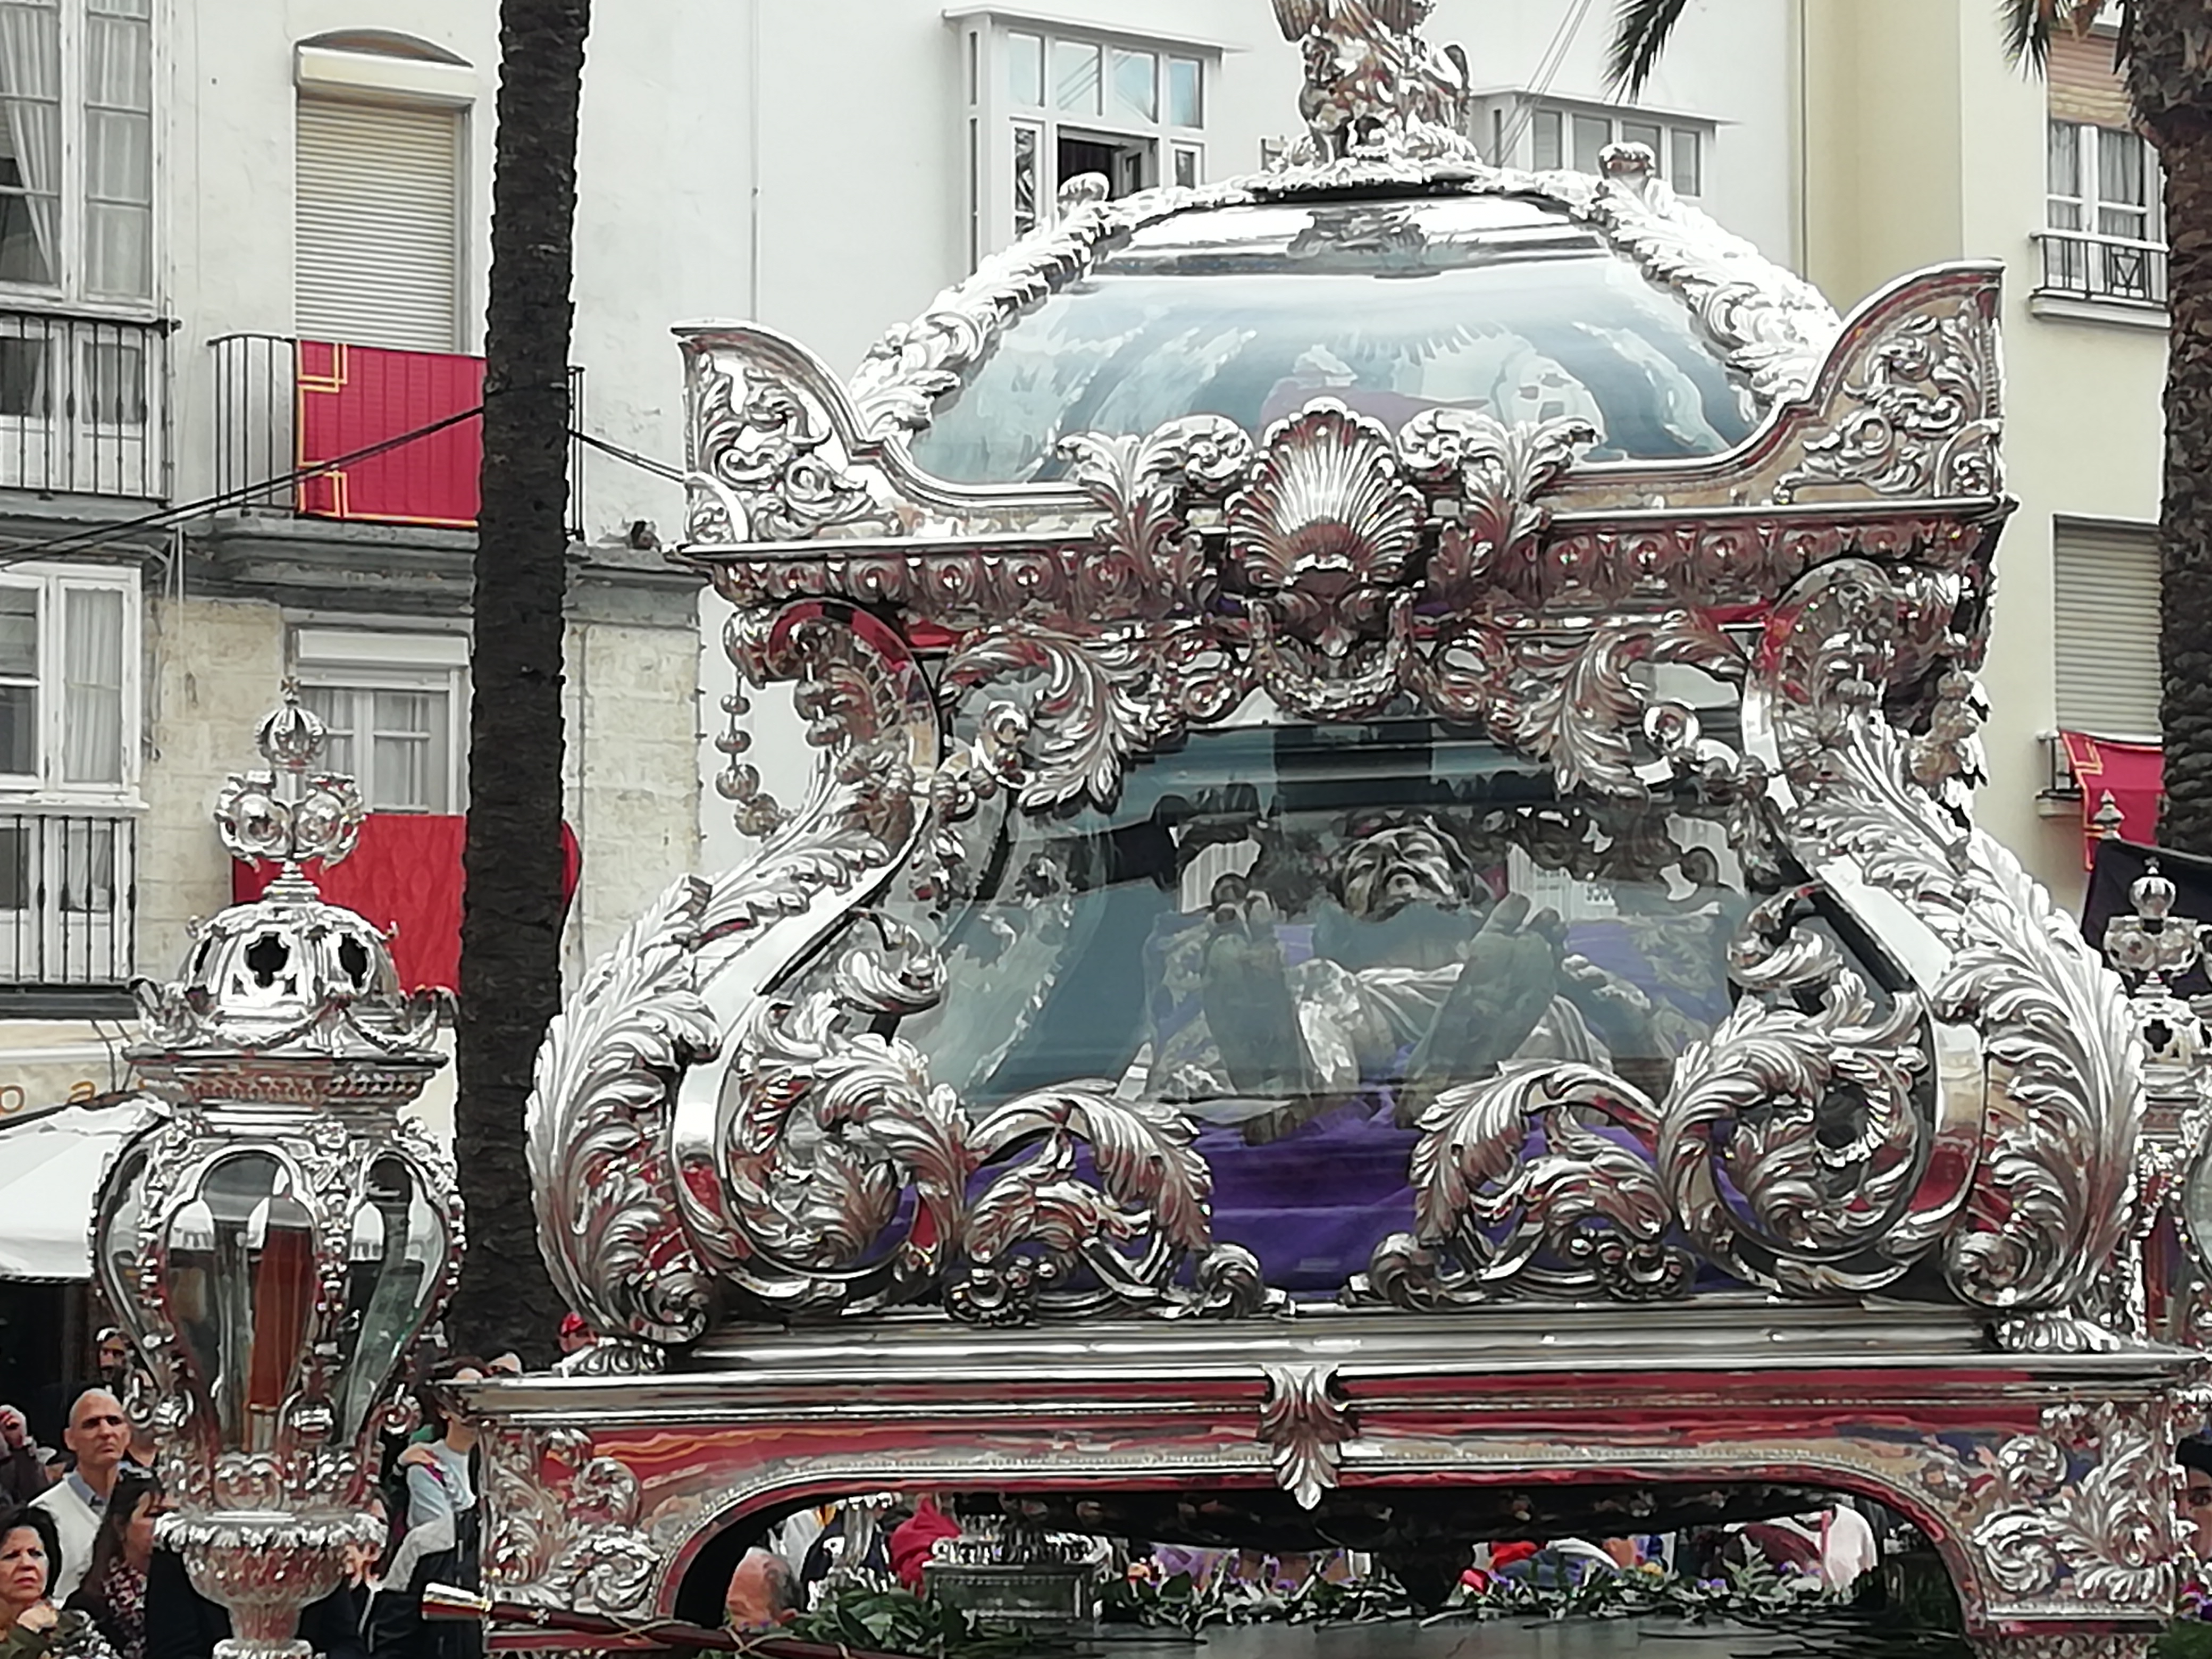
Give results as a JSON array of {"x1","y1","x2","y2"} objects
[
  {"x1": 454, "y1": 0, "x2": 590, "y2": 1363},
  {"x1": 2135, "y1": 6, "x2": 2212, "y2": 854}
]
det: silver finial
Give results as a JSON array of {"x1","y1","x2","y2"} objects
[
  {"x1": 212, "y1": 680, "x2": 366, "y2": 888},
  {"x1": 2092, "y1": 791, "x2": 2125, "y2": 840}
]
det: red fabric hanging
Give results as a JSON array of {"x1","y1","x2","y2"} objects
[
  {"x1": 233, "y1": 814, "x2": 582, "y2": 995},
  {"x1": 2060, "y1": 731, "x2": 2164, "y2": 867},
  {"x1": 295, "y1": 340, "x2": 485, "y2": 527}
]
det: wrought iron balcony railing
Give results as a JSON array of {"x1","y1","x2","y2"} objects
[
  {"x1": 2034, "y1": 225, "x2": 2169, "y2": 308},
  {"x1": 0, "y1": 810, "x2": 136, "y2": 994},
  {"x1": 210, "y1": 333, "x2": 585, "y2": 538},
  {"x1": 0, "y1": 310, "x2": 169, "y2": 500}
]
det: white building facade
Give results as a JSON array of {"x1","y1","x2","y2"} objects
[{"x1": 0, "y1": 0, "x2": 756, "y2": 1112}]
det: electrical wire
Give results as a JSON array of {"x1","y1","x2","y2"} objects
[
  {"x1": 1498, "y1": 0, "x2": 1599, "y2": 165},
  {"x1": 0, "y1": 406, "x2": 687, "y2": 571},
  {"x1": 0, "y1": 403, "x2": 486, "y2": 568},
  {"x1": 571, "y1": 426, "x2": 685, "y2": 483}
]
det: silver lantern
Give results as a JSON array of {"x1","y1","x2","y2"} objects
[{"x1": 93, "y1": 685, "x2": 462, "y2": 1659}]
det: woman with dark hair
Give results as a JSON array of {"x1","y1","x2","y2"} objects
[
  {"x1": 63, "y1": 1473, "x2": 156, "y2": 1659},
  {"x1": 367, "y1": 1359, "x2": 483, "y2": 1659},
  {"x1": 0, "y1": 1504, "x2": 116, "y2": 1658}
]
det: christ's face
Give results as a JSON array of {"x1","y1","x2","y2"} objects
[{"x1": 1336, "y1": 823, "x2": 1465, "y2": 921}]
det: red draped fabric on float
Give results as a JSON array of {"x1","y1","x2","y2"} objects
[
  {"x1": 295, "y1": 339, "x2": 485, "y2": 526},
  {"x1": 2059, "y1": 731, "x2": 2164, "y2": 867},
  {"x1": 233, "y1": 814, "x2": 582, "y2": 994}
]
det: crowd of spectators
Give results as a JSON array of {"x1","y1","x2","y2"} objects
[{"x1": 0, "y1": 1328, "x2": 518, "y2": 1659}]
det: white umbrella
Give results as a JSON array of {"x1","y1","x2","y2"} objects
[{"x1": 0, "y1": 1097, "x2": 157, "y2": 1281}]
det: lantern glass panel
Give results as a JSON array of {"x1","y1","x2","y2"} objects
[
  {"x1": 163, "y1": 1153, "x2": 318, "y2": 1451},
  {"x1": 336, "y1": 1157, "x2": 447, "y2": 1442}
]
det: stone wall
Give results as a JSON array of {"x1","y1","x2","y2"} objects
[{"x1": 563, "y1": 615, "x2": 702, "y2": 977}]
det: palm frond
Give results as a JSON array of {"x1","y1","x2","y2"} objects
[
  {"x1": 2000, "y1": 0, "x2": 2121, "y2": 73},
  {"x1": 1606, "y1": 0, "x2": 1693, "y2": 98}
]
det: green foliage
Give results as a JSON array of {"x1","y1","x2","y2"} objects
[
  {"x1": 781, "y1": 1585, "x2": 1036, "y2": 1658},
  {"x1": 1102, "y1": 1565, "x2": 1419, "y2": 1634},
  {"x1": 2158, "y1": 1619, "x2": 2212, "y2": 1659}
]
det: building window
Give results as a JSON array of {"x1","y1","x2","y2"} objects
[
  {"x1": 2054, "y1": 519, "x2": 2160, "y2": 740},
  {"x1": 0, "y1": 562, "x2": 135, "y2": 795},
  {"x1": 959, "y1": 14, "x2": 1215, "y2": 261},
  {"x1": 295, "y1": 94, "x2": 464, "y2": 352},
  {"x1": 0, "y1": 0, "x2": 154, "y2": 303},
  {"x1": 293, "y1": 627, "x2": 467, "y2": 814},
  {"x1": 2041, "y1": 119, "x2": 2165, "y2": 305},
  {"x1": 1504, "y1": 98, "x2": 1705, "y2": 196}
]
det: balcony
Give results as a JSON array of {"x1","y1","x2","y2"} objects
[
  {"x1": 2033, "y1": 225, "x2": 2168, "y2": 310},
  {"x1": 0, "y1": 311, "x2": 169, "y2": 501},
  {"x1": 0, "y1": 810, "x2": 136, "y2": 1006},
  {"x1": 211, "y1": 334, "x2": 584, "y2": 538}
]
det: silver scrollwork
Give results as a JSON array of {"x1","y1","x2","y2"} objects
[{"x1": 1257, "y1": 1362, "x2": 1355, "y2": 1510}]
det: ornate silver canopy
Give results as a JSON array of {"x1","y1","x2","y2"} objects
[{"x1": 494, "y1": 8, "x2": 2201, "y2": 1654}]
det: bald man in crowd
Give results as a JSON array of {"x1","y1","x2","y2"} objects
[{"x1": 32, "y1": 1387, "x2": 136, "y2": 1598}]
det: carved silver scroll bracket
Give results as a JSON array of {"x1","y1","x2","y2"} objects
[
  {"x1": 1771, "y1": 263, "x2": 2005, "y2": 505},
  {"x1": 482, "y1": 1425, "x2": 659, "y2": 1619},
  {"x1": 1748, "y1": 559, "x2": 2142, "y2": 1329},
  {"x1": 529, "y1": 600, "x2": 940, "y2": 1346},
  {"x1": 1924, "y1": 1401, "x2": 2176, "y2": 1630},
  {"x1": 680, "y1": 326, "x2": 914, "y2": 546},
  {"x1": 1258, "y1": 1362, "x2": 1356, "y2": 1510}
]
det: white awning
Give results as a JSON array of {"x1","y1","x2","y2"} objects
[{"x1": 0, "y1": 1098, "x2": 156, "y2": 1282}]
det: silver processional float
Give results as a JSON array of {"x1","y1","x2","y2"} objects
[{"x1": 91, "y1": 1, "x2": 2212, "y2": 1654}]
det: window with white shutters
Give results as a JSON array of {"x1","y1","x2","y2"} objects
[
  {"x1": 2054, "y1": 518, "x2": 2161, "y2": 739},
  {"x1": 294, "y1": 96, "x2": 461, "y2": 353}
]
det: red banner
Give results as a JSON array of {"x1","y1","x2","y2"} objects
[
  {"x1": 296, "y1": 340, "x2": 484, "y2": 527},
  {"x1": 2060, "y1": 730, "x2": 2164, "y2": 866},
  {"x1": 233, "y1": 814, "x2": 582, "y2": 995}
]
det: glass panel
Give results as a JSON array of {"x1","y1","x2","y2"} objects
[
  {"x1": 84, "y1": 14, "x2": 155, "y2": 294},
  {"x1": 55, "y1": 816, "x2": 112, "y2": 912},
  {"x1": 1013, "y1": 122, "x2": 1040, "y2": 237},
  {"x1": 371, "y1": 689, "x2": 446, "y2": 812},
  {"x1": 1112, "y1": 48, "x2": 1157, "y2": 123},
  {"x1": 1168, "y1": 56, "x2": 1202, "y2": 128},
  {"x1": 0, "y1": 820, "x2": 24, "y2": 908},
  {"x1": 2096, "y1": 128, "x2": 2151, "y2": 245},
  {"x1": 0, "y1": 585, "x2": 31, "y2": 778},
  {"x1": 2099, "y1": 128, "x2": 2148, "y2": 208},
  {"x1": 1115, "y1": 143, "x2": 1149, "y2": 198},
  {"x1": 1008, "y1": 30, "x2": 1043, "y2": 107},
  {"x1": 2048, "y1": 119, "x2": 2083, "y2": 199},
  {"x1": 893, "y1": 716, "x2": 1770, "y2": 1293},
  {"x1": 83, "y1": 339, "x2": 144, "y2": 424},
  {"x1": 1531, "y1": 108, "x2": 1562, "y2": 171},
  {"x1": 1052, "y1": 39, "x2": 1101, "y2": 115},
  {"x1": 61, "y1": 586, "x2": 123, "y2": 785},
  {"x1": 163, "y1": 1154, "x2": 318, "y2": 1451},
  {"x1": 0, "y1": 333, "x2": 43, "y2": 415},
  {"x1": 299, "y1": 685, "x2": 357, "y2": 782},
  {"x1": 0, "y1": 0, "x2": 59, "y2": 287},
  {"x1": 1174, "y1": 145, "x2": 1200, "y2": 189},
  {"x1": 910, "y1": 196, "x2": 1759, "y2": 484},
  {"x1": 1671, "y1": 127, "x2": 1703, "y2": 196},
  {"x1": 1572, "y1": 112, "x2": 1611, "y2": 173},
  {"x1": 1620, "y1": 119, "x2": 1661, "y2": 155},
  {"x1": 0, "y1": 585, "x2": 32, "y2": 676},
  {"x1": 336, "y1": 1157, "x2": 448, "y2": 1440}
]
